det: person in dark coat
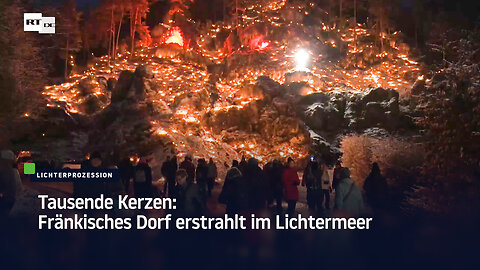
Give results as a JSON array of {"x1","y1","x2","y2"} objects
[
  {"x1": 363, "y1": 162, "x2": 388, "y2": 211},
  {"x1": 319, "y1": 162, "x2": 332, "y2": 210},
  {"x1": 263, "y1": 161, "x2": 274, "y2": 206},
  {"x1": 74, "y1": 151, "x2": 105, "y2": 197},
  {"x1": 206, "y1": 158, "x2": 218, "y2": 197},
  {"x1": 232, "y1": 160, "x2": 239, "y2": 168},
  {"x1": 133, "y1": 157, "x2": 153, "y2": 198},
  {"x1": 162, "y1": 156, "x2": 178, "y2": 197},
  {"x1": 103, "y1": 153, "x2": 125, "y2": 197},
  {"x1": 244, "y1": 158, "x2": 267, "y2": 211},
  {"x1": 195, "y1": 158, "x2": 209, "y2": 199},
  {"x1": 118, "y1": 157, "x2": 134, "y2": 193},
  {"x1": 332, "y1": 161, "x2": 343, "y2": 191},
  {"x1": 270, "y1": 159, "x2": 284, "y2": 212},
  {"x1": 161, "y1": 156, "x2": 171, "y2": 192},
  {"x1": 175, "y1": 169, "x2": 205, "y2": 216},
  {"x1": 179, "y1": 155, "x2": 196, "y2": 184},
  {"x1": 218, "y1": 167, "x2": 249, "y2": 214},
  {"x1": 303, "y1": 159, "x2": 322, "y2": 211},
  {"x1": 239, "y1": 156, "x2": 248, "y2": 175},
  {"x1": 282, "y1": 157, "x2": 300, "y2": 215}
]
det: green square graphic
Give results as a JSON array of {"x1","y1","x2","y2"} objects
[{"x1": 24, "y1": 163, "x2": 35, "y2": 175}]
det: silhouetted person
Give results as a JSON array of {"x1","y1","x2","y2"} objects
[
  {"x1": 196, "y1": 158, "x2": 209, "y2": 199},
  {"x1": 103, "y1": 153, "x2": 124, "y2": 197},
  {"x1": 207, "y1": 158, "x2": 217, "y2": 197},
  {"x1": 271, "y1": 159, "x2": 284, "y2": 212},
  {"x1": 161, "y1": 156, "x2": 171, "y2": 190},
  {"x1": 218, "y1": 167, "x2": 249, "y2": 214},
  {"x1": 239, "y1": 156, "x2": 248, "y2": 175},
  {"x1": 320, "y1": 162, "x2": 332, "y2": 210},
  {"x1": 244, "y1": 158, "x2": 267, "y2": 211},
  {"x1": 334, "y1": 168, "x2": 364, "y2": 216},
  {"x1": 263, "y1": 161, "x2": 274, "y2": 206},
  {"x1": 303, "y1": 159, "x2": 322, "y2": 211},
  {"x1": 133, "y1": 157, "x2": 153, "y2": 198},
  {"x1": 179, "y1": 155, "x2": 195, "y2": 184},
  {"x1": 332, "y1": 161, "x2": 343, "y2": 190},
  {"x1": 363, "y1": 162, "x2": 388, "y2": 211},
  {"x1": 75, "y1": 151, "x2": 105, "y2": 197},
  {"x1": 119, "y1": 157, "x2": 134, "y2": 193},
  {"x1": 0, "y1": 150, "x2": 22, "y2": 217},
  {"x1": 282, "y1": 157, "x2": 300, "y2": 215},
  {"x1": 232, "y1": 160, "x2": 239, "y2": 168},
  {"x1": 175, "y1": 169, "x2": 205, "y2": 216},
  {"x1": 162, "y1": 156, "x2": 178, "y2": 197}
]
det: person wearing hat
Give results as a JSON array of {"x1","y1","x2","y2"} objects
[{"x1": 0, "y1": 150, "x2": 22, "y2": 217}]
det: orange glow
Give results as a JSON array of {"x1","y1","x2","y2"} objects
[
  {"x1": 40, "y1": 1, "x2": 423, "y2": 167},
  {"x1": 164, "y1": 27, "x2": 185, "y2": 48}
]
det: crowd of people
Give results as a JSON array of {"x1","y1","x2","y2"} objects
[
  {"x1": 160, "y1": 154, "x2": 388, "y2": 217},
  {"x1": 0, "y1": 148, "x2": 389, "y2": 218}
]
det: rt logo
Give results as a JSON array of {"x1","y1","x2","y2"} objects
[{"x1": 24, "y1": 13, "x2": 55, "y2": 34}]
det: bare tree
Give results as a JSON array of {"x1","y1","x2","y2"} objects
[{"x1": 128, "y1": 0, "x2": 149, "y2": 54}]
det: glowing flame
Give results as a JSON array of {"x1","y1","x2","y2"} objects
[{"x1": 164, "y1": 27, "x2": 185, "y2": 48}]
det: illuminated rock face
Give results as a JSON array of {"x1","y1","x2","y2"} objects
[
  {"x1": 284, "y1": 71, "x2": 314, "y2": 84},
  {"x1": 300, "y1": 87, "x2": 402, "y2": 133}
]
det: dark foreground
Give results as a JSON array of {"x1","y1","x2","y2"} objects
[{"x1": 1, "y1": 191, "x2": 479, "y2": 270}]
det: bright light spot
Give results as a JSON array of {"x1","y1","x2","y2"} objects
[
  {"x1": 155, "y1": 128, "x2": 168, "y2": 136},
  {"x1": 258, "y1": 41, "x2": 270, "y2": 51},
  {"x1": 184, "y1": 116, "x2": 198, "y2": 123},
  {"x1": 294, "y1": 49, "x2": 310, "y2": 71},
  {"x1": 164, "y1": 27, "x2": 185, "y2": 48}
]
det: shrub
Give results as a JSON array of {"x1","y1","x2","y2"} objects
[{"x1": 340, "y1": 134, "x2": 424, "y2": 210}]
